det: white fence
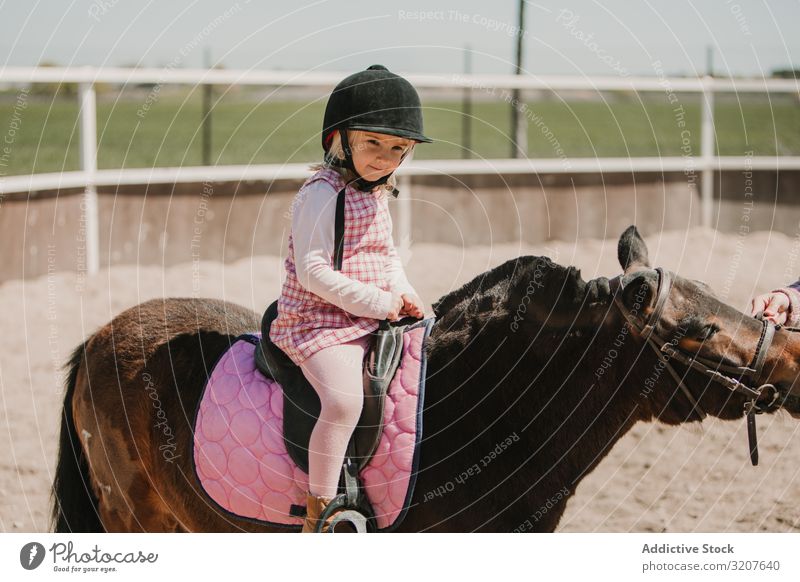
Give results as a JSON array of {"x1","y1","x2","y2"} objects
[{"x1": 1, "y1": 66, "x2": 799, "y2": 275}]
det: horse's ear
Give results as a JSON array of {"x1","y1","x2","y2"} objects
[
  {"x1": 618, "y1": 225, "x2": 650, "y2": 274},
  {"x1": 619, "y1": 272, "x2": 656, "y2": 320}
]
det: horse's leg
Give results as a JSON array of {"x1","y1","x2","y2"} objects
[
  {"x1": 71, "y1": 345, "x2": 186, "y2": 533},
  {"x1": 99, "y1": 470, "x2": 186, "y2": 533},
  {"x1": 73, "y1": 393, "x2": 188, "y2": 531}
]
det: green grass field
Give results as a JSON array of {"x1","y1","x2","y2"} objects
[{"x1": 1, "y1": 89, "x2": 798, "y2": 176}]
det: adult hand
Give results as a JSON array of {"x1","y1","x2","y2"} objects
[{"x1": 750, "y1": 291, "x2": 790, "y2": 325}]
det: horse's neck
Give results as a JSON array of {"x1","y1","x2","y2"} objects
[{"x1": 423, "y1": 312, "x2": 645, "y2": 531}]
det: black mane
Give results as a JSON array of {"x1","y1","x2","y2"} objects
[
  {"x1": 431, "y1": 255, "x2": 608, "y2": 328},
  {"x1": 431, "y1": 256, "x2": 522, "y2": 318}
]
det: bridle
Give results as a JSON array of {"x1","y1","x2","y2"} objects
[{"x1": 610, "y1": 267, "x2": 782, "y2": 466}]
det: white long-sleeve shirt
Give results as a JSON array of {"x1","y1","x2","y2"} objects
[{"x1": 291, "y1": 179, "x2": 418, "y2": 320}]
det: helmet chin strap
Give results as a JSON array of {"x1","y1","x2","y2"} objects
[{"x1": 334, "y1": 128, "x2": 411, "y2": 197}]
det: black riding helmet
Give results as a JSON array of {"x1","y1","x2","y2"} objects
[{"x1": 322, "y1": 64, "x2": 432, "y2": 194}]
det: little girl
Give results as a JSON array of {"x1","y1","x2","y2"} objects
[{"x1": 268, "y1": 65, "x2": 432, "y2": 532}]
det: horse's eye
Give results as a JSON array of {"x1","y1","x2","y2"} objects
[{"x1": 697, "y1": 325, "x2": 718, "y2": 341}]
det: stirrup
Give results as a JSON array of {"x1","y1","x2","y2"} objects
[
  {"x1": 315, "y1": 494, "x2": 368, "y2": 533},
  {"x1": 312, "y1": 456, "x2": 370, "y2": 533}
]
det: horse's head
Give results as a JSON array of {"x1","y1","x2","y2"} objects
[{"x1": 614, "y1": 225, "x2": 800, "y2": 426}]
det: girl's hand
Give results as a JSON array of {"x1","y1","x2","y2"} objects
[
  {"x1": 750, "y1": 291, "x2": 790, "y2": 325},
  {"x1": 386, "y1": 292, "x2": 405, "y2": 321},
  {"x1": 399, "y1": 293, "x2": 424, "y2": 319}
]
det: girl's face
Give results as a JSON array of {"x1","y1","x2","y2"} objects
[{"x1": 348, "y1": 130, "x2": 414, "y2": 182}]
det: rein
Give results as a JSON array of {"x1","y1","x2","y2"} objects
[{"x1": 610, "y1": 267, "x2": 783, "y2": 466}]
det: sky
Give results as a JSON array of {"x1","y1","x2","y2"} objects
[{"x1": 0, "y1": 0, "x2": 797, "y2": 78}]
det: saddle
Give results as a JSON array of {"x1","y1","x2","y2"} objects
[{"x1": 254, "y1": 299, "x2": 418, "y2": 474}]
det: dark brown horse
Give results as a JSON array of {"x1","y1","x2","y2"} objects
[{"x1": 51, "y1": 227, "x2": 800, "y2": 532}]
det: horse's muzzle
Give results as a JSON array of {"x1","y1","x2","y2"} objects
[{"x1": 778, "y1": 389, "x2": 800, "y2": 418}]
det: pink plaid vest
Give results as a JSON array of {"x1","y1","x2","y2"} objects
[{"x1": 269, "y1": 168, "x2": 392, "y2": 366}]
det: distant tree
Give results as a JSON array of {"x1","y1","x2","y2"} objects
[
  {"x1": 30, "y1": 61, "x2": 78, "y2": 97},
  {"x1": 28, "y1": 61, "x2": 116, "y2": 96},
  {"x1": 771, "y1": 68, "x2": 800, "y2": 80},
  {"x1": 118, "y1": 62, "x2": 158, "y2": 91}
]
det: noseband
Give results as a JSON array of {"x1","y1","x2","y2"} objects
[{"x1": 611, "y1": 267, "x2": 780, "y2": 466}]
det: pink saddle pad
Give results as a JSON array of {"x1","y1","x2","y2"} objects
[{"x1": 192, "y1": 317, "x2": 433, "y2": 531}]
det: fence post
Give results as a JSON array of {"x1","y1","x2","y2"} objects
[
  {"x1": 700, "y1": 75, "x2": 716, "y2": 229},
  {"x1": 79, "y1": 81, "x2": 99, "y2": 275}
]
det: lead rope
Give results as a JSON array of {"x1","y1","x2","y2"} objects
[
  {"x1": 744, "y1": 313, "x2": 783, "y2": 466},
  {"x1": 745, "y1": 315, "x2": 766, "y2": 465},
  {"x1": 746, "y1": 404, "x2": 760, "y2": 465}
]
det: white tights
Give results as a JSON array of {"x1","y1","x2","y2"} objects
[{"x1": 298, "y1": 334, "x2": 370, "y2": 498}]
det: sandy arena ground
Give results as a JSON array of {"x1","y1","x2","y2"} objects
[{"x1": 1, "y1": 227, "x2": 799, "y2": 532}]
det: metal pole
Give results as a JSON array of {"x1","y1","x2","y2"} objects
[
  {"x1": 398, "y1": 150, "x2": 413, "y2": 250},
  {"x1": 706, "y1": 45, "x2": 714, "y2": 78},
  {"x1": 79, "y1": 81, "x2": 99, "y2": 275},
  {"x1": 462, "y1": 46, "x2": 472, "y2": 159},
  {"x1": 202, "y1": 46, "x2": 213, "y2": 166},
  {"x1": 700, "y1": 75, "x2": 715, "y2": 229},
  {"x1": 510, "y1": 0, "x2": 527, "y2": 158}
]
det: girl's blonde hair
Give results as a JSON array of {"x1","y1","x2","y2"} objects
[{"x1": 309, "y1": 130, "x2": 414, "y2": 196}]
